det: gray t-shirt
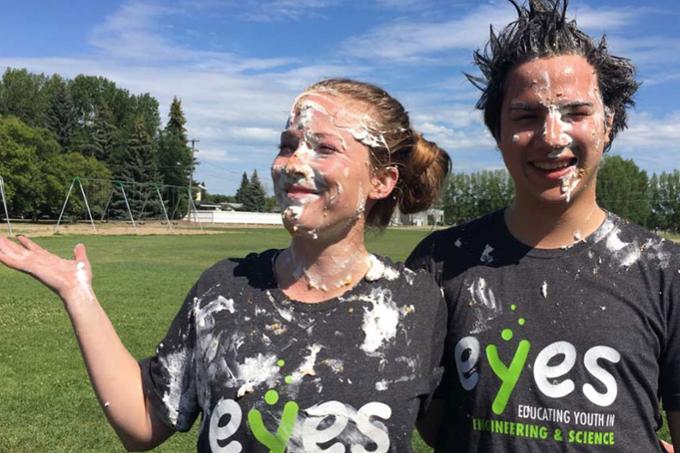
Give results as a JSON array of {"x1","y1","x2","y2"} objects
[
  {"x1": 141, "y1": 249, "x2": 445, "y2": 452},
  {"x1": 407, "y1": 210, "x2": 680, "y2": 452}
]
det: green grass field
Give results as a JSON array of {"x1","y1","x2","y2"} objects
[
  {"x1": 0, "y1": 228, "x2": 436, "y2": 452},
  {"x1": 0, "y1": 228, "x2": 673, "y2": 452}
]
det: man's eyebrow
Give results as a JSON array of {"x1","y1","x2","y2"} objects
[
  {"x1": 508, "y1": 101, "x2": 536, "y2": 110},
  {"x1": 560, "y1": 101, "x2": 594, "y2": 109},
  {"x1": 508, "y1": 101, "x2": 594, "y2": 110}
]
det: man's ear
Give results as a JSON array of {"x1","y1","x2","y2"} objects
[
  {"x1": 603, "y1": 109, "x2": 615, "y2": 146},
  {"x1": 368, "y1": 166, "x2": 399, "y2": 200}
]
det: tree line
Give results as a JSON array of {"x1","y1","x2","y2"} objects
[
  {"x1": 203, "y1": 170, "x2": 276, "y2": 212},
  {"x1": 0, "y1": 67, "x2": 194, "y2": 220},
  {"x1": 442, "y1": 155, "x2": 680, "y2": 233}
]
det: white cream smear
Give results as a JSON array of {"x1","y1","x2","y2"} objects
[
  {"x1": 235, "y1": 353, "x2": 280, "y2": 398},
  {"x1": 358, "y1": 288, "x2": 401, "y2": 356},
  {"x1": 75, "y1": 261, "x2": 96, "y2": 301},
  {"x1": 480, "y1": 244, "x2": 494, "y2": 263}
]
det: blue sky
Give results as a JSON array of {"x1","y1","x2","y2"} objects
[{"x1": 1, "y1": 0, "x2": 679, "y2": 195}]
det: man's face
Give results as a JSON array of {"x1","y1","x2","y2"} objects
[{"x1": 498, "y1": 54, "x2": 613, "y2": 205}]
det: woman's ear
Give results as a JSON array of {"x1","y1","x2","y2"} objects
[{"x1": 368, "y1": 166, "x2": 399, "y2": 200}]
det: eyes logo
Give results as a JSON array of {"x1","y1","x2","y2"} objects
[
  {"x1": 208, "y1": 357, "x2": 394, "y2": 452},
  {"x1": 485, "y1": 304, "x2": 531, "y2": 414},
  {"x1": 455, "y1": 301, "x2": 621, "y2": 415},
  {"x1": 247, "y1": 359, "x2": 299, "y2": 453}
]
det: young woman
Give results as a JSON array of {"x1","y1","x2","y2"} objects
[{"x1": 0, "y1": 78, "x2": 450, "y2": 452}]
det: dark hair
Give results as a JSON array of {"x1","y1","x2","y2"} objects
[
  {"x1": 305, "y1": 78, "x2": 451, "y2": 227},
  {"x1": 467, "y1": 0, "x2": 639, "y2": 150}
]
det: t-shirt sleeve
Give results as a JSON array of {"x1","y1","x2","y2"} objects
[
  {"x1": 406, "y1": 234, "x2": 437, "y2": 276},
  {"x1": 139, "y1": 284, "x2": 200, "y2": 432},
  {"x1": 661, "y1": 261, "x2": 680, "y2": 411},
  {"x1": 418, "y1": 275, "x2": 447, "y2": 418}
]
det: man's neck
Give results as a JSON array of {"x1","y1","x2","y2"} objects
[{"x1": 505, "y1": 193, "x2": 606, "y2": 249}]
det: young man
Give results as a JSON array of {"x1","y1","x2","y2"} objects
[{"x1": 407, "y1": 0, "x2": 680, "y2": 451}]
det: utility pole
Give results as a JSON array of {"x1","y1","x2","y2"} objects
[{"x1": 189, "y1": 138, "x2": 199, "y2": 202}]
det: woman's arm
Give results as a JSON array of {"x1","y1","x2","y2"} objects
[{"x1": 0, "y1": 236, "x2": 173, "y2": 451}]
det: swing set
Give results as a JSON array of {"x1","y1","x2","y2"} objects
[
  {"x1": 54, "y1": 177, "x2": 203, "y2": 233},
  {"x1": 0, "y1": 175, "x2": 203, "y2": 235}
]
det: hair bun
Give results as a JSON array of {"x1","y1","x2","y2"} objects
[{"x1": 397, "y1": 131, "x2": 451, "y2": 214}]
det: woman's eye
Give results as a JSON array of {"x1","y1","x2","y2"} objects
[
  {"x1": 278, "y1": 144, "x2": 293, "y2": 155},
  {"x1": 513, "y1": 114, "x2": 537, "y2": 122},
  {"x1": 316, "y1": 145, "x2": 337, "y2": 155}
]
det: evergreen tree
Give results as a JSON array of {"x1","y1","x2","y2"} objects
[
  {"x1": 109, "y1": 117, "x2": 158, "y2": 219},
  {"x1": 158, "y1": 97, "x2": 192, "y2": 218},
  {"x1": 90, "y1": 104, "x2": 120, "y2": 164},
  {"x1": 166, "y1": 97, "x2": 188, "y2": 142},
  {"x1": 247, "y1": 170, "x2": 267, "y2": 212},
  {"x1": 45, "y1": 75, "x2": 77, "y2": 149},
  {"x1": 235, "y1": 172, "x2": 251, "y2": 207}
]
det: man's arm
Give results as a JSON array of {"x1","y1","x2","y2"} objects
[
  {"x1": 667, "y1": 411, "x2": 680, "y2": 452},
  {"x1": 417, "y1": 398, "x2": 443, "y2": 447}
]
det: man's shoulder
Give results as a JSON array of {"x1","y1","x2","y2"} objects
[
  {"x1": 592, "y1": 213, "x2": 680, "y2": 269},
  {"x1": 406, "y1": 210, "x2": 504, "y2": 271},
  {"x1": 415, "y1": 210, "x2": 503, "y2": 252}
]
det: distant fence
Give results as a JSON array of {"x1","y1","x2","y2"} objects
[{"x1": 186, "y1": 210, "x2": 282, "y2": 225}]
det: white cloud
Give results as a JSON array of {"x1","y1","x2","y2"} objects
[
  {"x1": 616, "y1": 111, "x2": 680, "y2": 149},
  {"x1": 3, "y1": 0, "x2": 679, "y2": 194},
  {"x1": 237, "y1": 0, "x2": 337, "y2": 22},
  {"x1": 339, "y1": 3, "x2": 638, "y2": 62}
]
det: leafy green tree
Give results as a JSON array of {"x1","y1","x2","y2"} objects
[
  {"x1": 597, "y1": 155, "x2": 650, "y2": 226},
  {"x1": 204, "y1": 193, "x2": 234, "y2": 204},
  {"x1": 648, "y1": 171, "x2": 680, "y2": 232},
  {"x1": 0, "y1": 117, "x2": 44, "y2": 219},
  {"x1": 443, "y1": 170, "x2": 514, "y2": 225},
  {"x1": 0, "y1": 68, "x2": 49, "y2": 127},
  {"x1": 265, "y1": 196, "x2": 279, "y2": 212},
  {"x1": 129, "y1": 93, "x2": 161, "y2": 140},
  {"x1": 41, "y1": 153, "x2": 112, "y2": 219}
]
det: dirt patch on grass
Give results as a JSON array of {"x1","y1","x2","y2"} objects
[{"x1": 1, "y1": 221, "x2": 227, "y2": 237}]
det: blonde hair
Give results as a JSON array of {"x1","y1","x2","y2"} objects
[{"x1": 305, "y1": 78, "x2": 451, "y2": 227}]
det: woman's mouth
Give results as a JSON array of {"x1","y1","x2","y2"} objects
[{"x1": 285, "y1": 184, "x2": 319, "y2": 199}]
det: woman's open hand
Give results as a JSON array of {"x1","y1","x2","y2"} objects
[{"x1": 0, "y1": 235, "x2": 94, "y2": 301}]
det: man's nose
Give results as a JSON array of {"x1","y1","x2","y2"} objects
[{"x1": 542, "y1": 109, "x2": 572, "y2": 149}]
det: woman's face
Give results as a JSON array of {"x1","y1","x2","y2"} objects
[{"x1": 271, "y1": 91, "x2": 386, "y2": 239}]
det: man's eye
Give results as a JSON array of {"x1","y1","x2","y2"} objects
[
  {"x1": 565, "y1": 111, "x2": 589, "y2": 120},
  {"x1": 513, "y1": 114, "x2": 537, "y2": 122}
]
